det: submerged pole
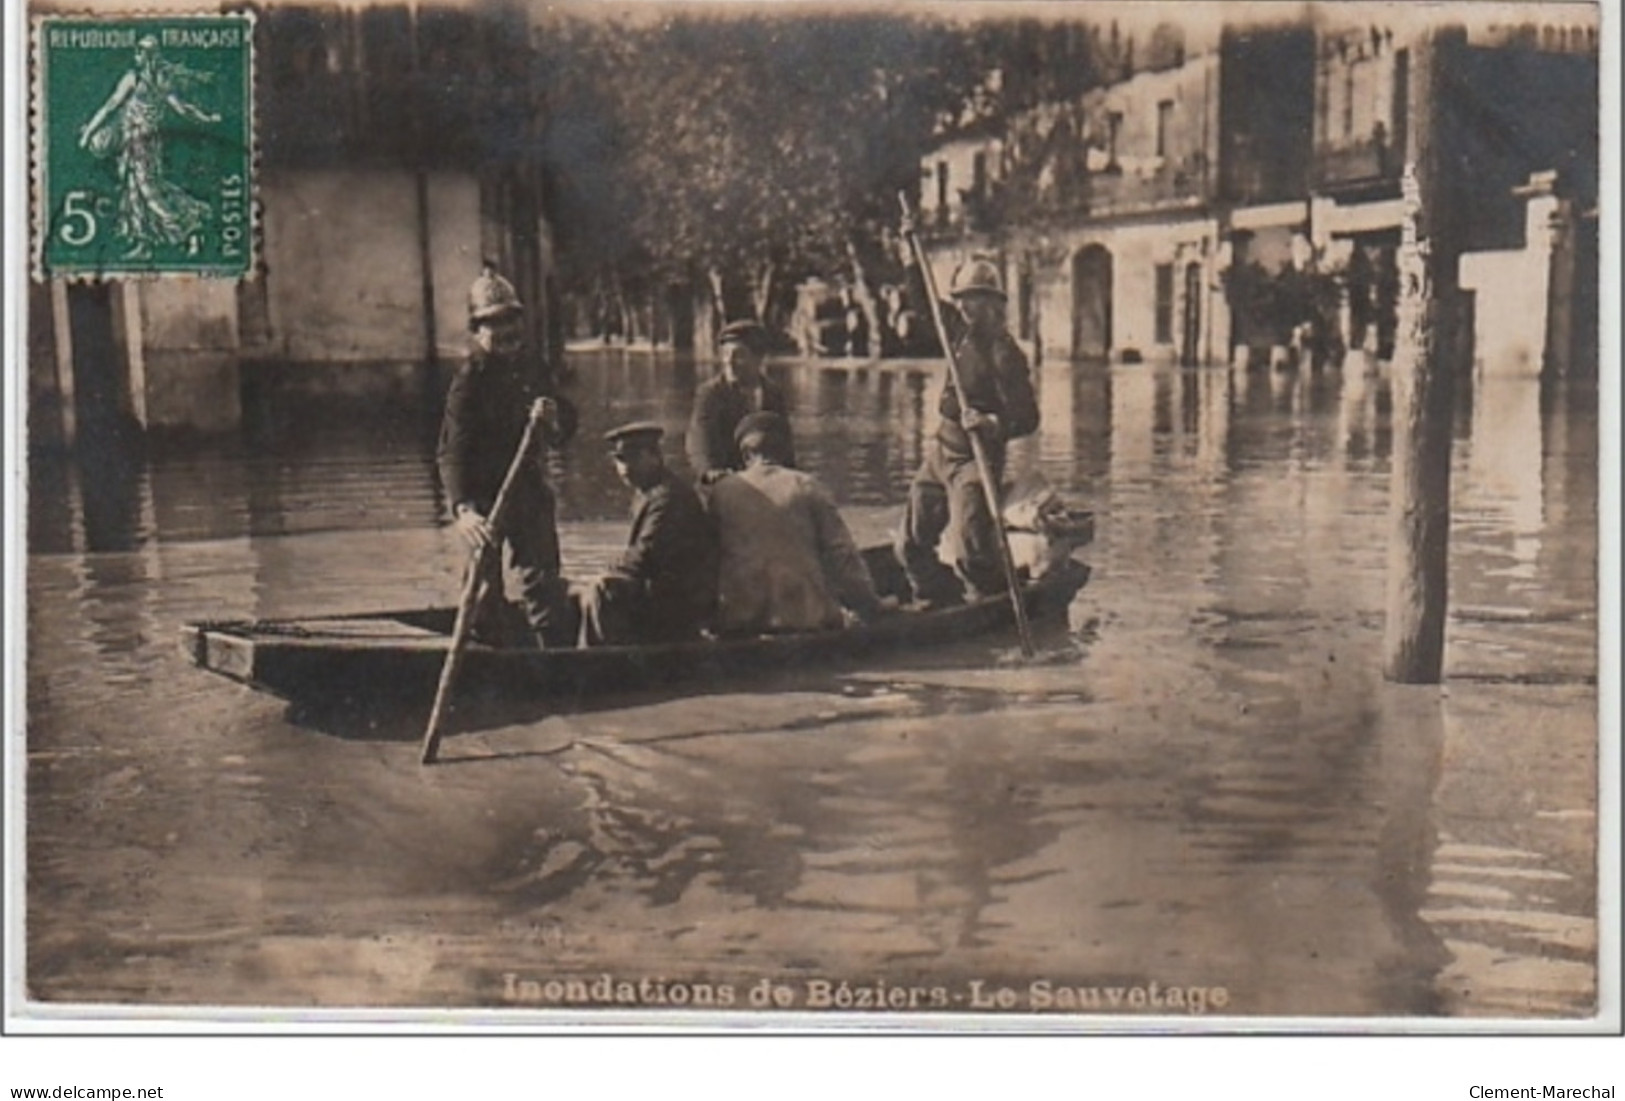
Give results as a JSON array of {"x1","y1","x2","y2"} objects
[{"x1": 1382, "y1": 28, "x2": 1464, "y2": 684}]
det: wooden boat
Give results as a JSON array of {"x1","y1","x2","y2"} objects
[{"x1": 180, "y1": 518, "x2": 1092, "y2": 715}]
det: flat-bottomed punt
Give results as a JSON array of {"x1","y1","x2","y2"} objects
[{"x1": 180, "y1": 525, "x2": 1092, "y2": 714}]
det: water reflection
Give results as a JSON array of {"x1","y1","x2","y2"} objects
[{"x1": 25, "y1": 351, "x2": 1599, "y2": 1016}]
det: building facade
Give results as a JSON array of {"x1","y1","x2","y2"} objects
[
  {"x1": 918, "y1": 10, "x2": 1598, "y2": 380},
  {"x1": 30, "y1": 2, "x2": 559, "y2": 449}
]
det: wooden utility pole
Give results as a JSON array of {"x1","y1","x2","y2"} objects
[{"x1": 1382, "y1": 28, "x2": 1464, "y2": 683}]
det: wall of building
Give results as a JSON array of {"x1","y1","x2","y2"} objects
[
  {"x1": 1458, "y1": 185, "x2": 1561, "y2": 378},
  {"x1": 255, "y1": 168, "x2": 481, "y2": 377},
  {"x1": 1027, "y1": 216, "x2": 1222, "y2": 364},
  {"x1": 1098, "y1": 55, "x2": 1217, "y2": 173},
  {"x1": 1086, "y1": 55, "x2": 1220, "y2": 217},
  {"x1": 132, "y1": 279, "x2": 242, "y2": 433},
  {"x1": 918, "y1": 135, "x2": 1004, "y2": 229}
]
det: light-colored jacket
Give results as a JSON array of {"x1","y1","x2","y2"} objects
[{"x1": 707, "y1": 462, "x2": 881, "y2": 634}]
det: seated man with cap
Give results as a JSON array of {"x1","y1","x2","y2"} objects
[
  {"x1": 438, "y1": 262, "x2": 577, "y2": 647},
  {"x1": 707, "y1": 412, "x2": 884, "y2": 635},
  {"x1": 686, "y1": 319, "x2": 794, "y2": 482},
  {"x1": 574, "y1": 422, "x2": 720, "y2": 647}
]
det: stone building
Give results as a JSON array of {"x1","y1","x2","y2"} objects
[
  {"x1": 917, "y1": 9, "x2": 1598, "y2": 380},
  {"x1": 30, "y1": 2, "x2": 559, "y2": 450}
]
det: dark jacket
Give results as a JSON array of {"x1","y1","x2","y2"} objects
[
  {"x1": 437, "y1": 351, "x2": 575, "y2": 511},
  {"x1": 612, "y1": 467, "x2": 720, "y2": 634},
  {"x1": 686, "y1": 375, "x2": 792, "y2": 477},
  {"x1": 935, "y1": 325, "x2": 1039, "y2": 465},
  {"x1": 900, "y1": 259, "x2": 1038, "y2": 464}
]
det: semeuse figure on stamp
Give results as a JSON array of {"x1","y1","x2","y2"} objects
[
  {"x1": 437, "y1": 262, "x2": 578, "y2": 648},
  {"x1": 77, "y1": 35, "x2": 219, "y2": 260},
  {"x1": 706, "y1": 412, "x2": 884, "y2": 636},
  {"x1": 895, "y1": 250, "x2": 1039, "y2": 607},
  {"x1": 686, "y1": 320, "x2": 794, "y2": 482},
  {"x1": 574, "y1": 423, "x2": 720, "y2": 647}
]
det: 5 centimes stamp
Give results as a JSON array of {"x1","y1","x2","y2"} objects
[{"x1": 32, "y1": 13, "x2": 254, "y2": 279}]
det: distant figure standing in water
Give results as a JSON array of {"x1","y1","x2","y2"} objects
[{"x1": 78, "y1": 35, "x2": 219, "y2": 259}]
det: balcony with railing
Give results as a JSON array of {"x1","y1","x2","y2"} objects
[
  {"x1": 1085, "y1": 153, "x2": 1211, "y2": 215},
  {"x1": 1312, "y1": 132, "x2": 1401, "y2": 192},
  {"x1": 923, "y1": 148, "x2": 1214, "y2": 240}
]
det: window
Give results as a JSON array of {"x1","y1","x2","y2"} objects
[
  {"x1": 936, "y1": 161, "x2": 949, "y2": 212},
  {"x1": 1107, "y1": 111, "x2": 1123, "y2": 164},
  {"x1": 1156, "y1": 100, "x2": 1174, "y2": 158},
  {"x1": 1154, "y1": 263, "x2": 1175, "y2": 344},
  {"x1": 972, "y1": 151, "x2": 988, "y2": 197},
  {"x1": 1342, "y1": 64, "x2": 1355, "y2": 138}
]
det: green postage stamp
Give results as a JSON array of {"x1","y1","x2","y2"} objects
[{"x1": 32, "y1": 13, "x2": 255, "y2": 279}]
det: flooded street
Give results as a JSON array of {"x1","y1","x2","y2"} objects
[{"x1": 24, "y1": 351, "x2": 1599, "y2": 1019}]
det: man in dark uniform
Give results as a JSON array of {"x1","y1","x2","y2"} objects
[
  {"x1": 574, "y1": 422, "x2": 719, "y2": 646},
  {"x1": 896, "y1": 256, "x2": 1039, "y2": 606},
  {"x1": 437, "y1": 262, "x2": 577, "y2": 647},
  {"x1": 686, "y1": 320, "x2": 793, "y2": 481}
]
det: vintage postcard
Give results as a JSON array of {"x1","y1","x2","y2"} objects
[{"x1": 4, "y1": 0, "x2": 1615, "y2": 1039}]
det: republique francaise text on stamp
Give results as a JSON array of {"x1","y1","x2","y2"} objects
[{"x1": 32, "y1": 13, "x2": 255, "y2": 279}]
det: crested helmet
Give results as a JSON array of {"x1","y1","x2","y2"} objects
[
  {"x1": 948, "y1": 257, "x2": 1007, "y2": 300},
  {"x1": 468, "y1": 264, "x2": 523, "y2": 323}
]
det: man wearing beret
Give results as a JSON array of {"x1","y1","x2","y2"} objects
[
  {"x1": 438, "y1": 263, "x2": 578, "y2": 647},
  {"x1": 707, "y1": 412, "x2": 883, "y2": 635},
  {"x1": 575, "y1": 422, "x2": 720, "y2": 646},
  {"x1": 686, "y1": 319, "x2": 794, "y2": 482}
]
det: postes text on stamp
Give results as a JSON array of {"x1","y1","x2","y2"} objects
[{"x1": 34, "y1": 14, "x2": 255, "y2": 279}]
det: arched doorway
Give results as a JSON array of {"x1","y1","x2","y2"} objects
[
  {"x1": 1072, "y1": 245, "x2": 1112, "y2": 359},
  {"x1": 1180, "y1": 261, "x2": 1203, "y2": 366}
]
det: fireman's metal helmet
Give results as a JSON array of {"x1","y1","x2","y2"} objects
[
  {"x1": 468, "y1": 266, "x2": 524, "y2": 324},
  {"x1": 948, "y1": 257, "x2": 1007, "y2": 301}
]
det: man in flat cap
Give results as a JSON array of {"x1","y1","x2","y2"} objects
[
  {"x1": 574, "y1": 422, "x2": 719, "y2": 646},
  {"x1": 686, "y1": 319, "x2": 794, "y2": 482},
  {"x1": 706, "y1": 412, "x2": 883, "y2": 635},
  {"x1": 437, "y1": 262, "x2": 577, "y2": 647}
]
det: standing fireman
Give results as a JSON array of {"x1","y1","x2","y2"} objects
[
  {"x1": 686, "y1": 320, "x2": 794, "y2": 481},
  {"x1": 896, "y1": 256, "x2": 1039, "y2": 606},
  {"x1": 437, "y1": 263, "x2": 577, "y2": 648}
]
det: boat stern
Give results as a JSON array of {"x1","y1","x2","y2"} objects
[{"x1": 178, "y1": 621, "x2": 258, "y2": 684}]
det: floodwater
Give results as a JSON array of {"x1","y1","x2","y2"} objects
[{"x1": 24, "y1": 350, "x2": 1600, "y2": 1020}]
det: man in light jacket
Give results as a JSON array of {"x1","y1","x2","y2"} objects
[{"x1": 707, "y1": 412, "x2": 883, "y2": 635}]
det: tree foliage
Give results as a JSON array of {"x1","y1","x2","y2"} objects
[{"x1": 532, "y1": 11, "x2": 1117, "y2": 329}]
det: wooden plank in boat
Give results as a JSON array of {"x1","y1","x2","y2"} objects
[{"x1": 262, "y1": 618, "x2": 445, "y2": 639}]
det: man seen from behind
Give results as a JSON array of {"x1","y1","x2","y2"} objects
[{"x1": 707, "y1": 412, "x2": 884, "y2": 635}]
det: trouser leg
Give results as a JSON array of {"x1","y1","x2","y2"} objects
[
  {"x1": 465, "y1": 550, "x2": 509, "y2": 644},
  {"x1": 944, "y1": 457, "x2": 1005, "y2": 601},
  {"x1": 506, "y1": 472, "x2": 572, "y2": 647},
  {"x1": 895, "y1": 452, "x2": 960, "y2": 604},
  {"x1": 575, "y1": 574, "x2": 644, "y2": 647}
]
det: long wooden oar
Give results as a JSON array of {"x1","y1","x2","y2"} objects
[
  {"x1": 898, "y1": 193, "x2": 1036, "y2": 658},
  {"x1": 420, "y1": 403, "x2": 548, "y2": 764}
]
